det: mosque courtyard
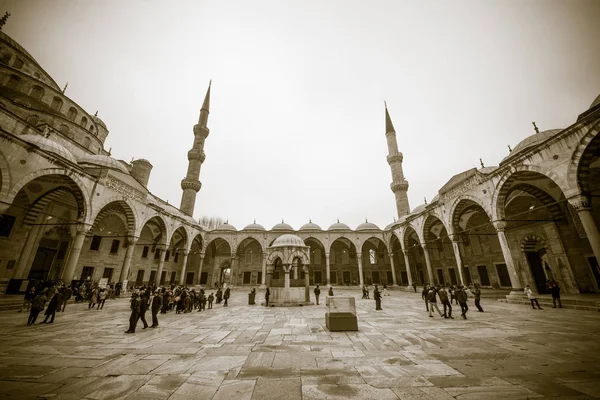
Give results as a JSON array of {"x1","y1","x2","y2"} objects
[{"x1": 0, "y1": 289, "x2": 599, "y2": 400}]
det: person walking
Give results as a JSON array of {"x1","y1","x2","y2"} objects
[
  {"x1": 412, "y1": 282, "x2": 417, "y2": 293},
  {"x1": 223, "y1": 287, "x2": 231, "y2": 307},
  {"x1": 427, "y1": 286, "x2": 443, "y2": 318},
  {"x1": 550, "y1": 280, "x2": 562, "y2": 308},
  {"x1": 27, "y1": 292, "x2": 46, "y2": 326},
  {"x1": 138, "y1": 291, "x2": 150, "y2": 329},
  {"x1": 438, "y1": 286, "x2": 454, "y2": 319},
  {"x1": 151, "y1": 290, "x2": 162, "y2": 328},
  {"x1": 264, "y1": 287, "x2": 270, "y2": 307},
  {"x1": 98, "y1": 289, "x2": 107, "y2": 310},
  {"x1": 473, "y1": 284, "x2": 484, "y2": 312},
  {"x1": 61, "y1": 286, "x2": 72, "y2": 312},
  {"x1": 525, "y1": 285, "x2": 543, "y2": 310},
  {"x1": 456, "y1": 285, "x2": 469, "y2": 319},
  {"x1": 19, "y1": 287, "x2": 36, "y2": 313},
  {"x1": 328, "y1": 286, "x2": 334, "y2": 296},
  {"x1": 374, "y1": 285, "x2": 382, "y2": 310},
  {"x1": 314, "y1": 285, "x2": 321, "y2": 305},
  {"x1": 422, "y1": 284, "x2": 430, "y2": 312},
  {"x1": 88, "y1": 287, "x2": 99, "y2": 309},
  {"x1": 382, "y1": 284, "x2": 389, "y2": 296},
  {"x1": 125, "y1": 292, "x2": 141, "y2": 333},
  {"x1": 216, "y1": 288, "x2": 223, "y2": 304},
  {"x1": 41, "y1": 291, "x2": 61, "y2": 324},
  {"x1": 207, "y1": 293, "x2": 214, "y2": 309}
]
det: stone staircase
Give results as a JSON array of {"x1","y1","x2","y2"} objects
[
  {"x1": 0, "y1": 295, "x2": 24, "y2": 312},
  {"x1": 499, "y1": 293, "x2": 600, "y2": 312}
]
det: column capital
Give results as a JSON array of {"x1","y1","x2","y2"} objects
[
  {"x1": 266, "y1": 265, "x2": 274, "y2": 274},
  {"x1": 568, "y1": 194, "x2": 592, "y2": 211},
  {"x1": 449, "y1": 233, "x2": 462, "y2": 243},
  {"x1": 420, "y1": 242, "x2": 428, "y2": 250},
  {"x1": 493, "y1": 220, "x2": 508, "y2": 232},
  {"x1": 125, "y1": 236, "x2": 139, "y2": 246},
  {"x1": 76, "y1": 223, "x2": 92, "y2": 234},
  {"x1": 402, "y1": 249, "x2": 409, "y2": 256},
  {"x1": 180, "y1": 248, "x2": 190, "y2": 256}
]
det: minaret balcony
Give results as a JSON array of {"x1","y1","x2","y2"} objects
[
  {"x1": 187, "y1": 149, "x2": 206, "y2": 162},
  {"x1": 390, "y1": 180, "x2": 409, "y2": 192},
  {"x1": 386, "y1": 153, "x2": 403, "y2": 165},
  {"x1": 181, "y1": 178, "x2": 201, "y2": 192},
  {"x1": 193, "y1": 124, "x2": 210, "y2": 138}
]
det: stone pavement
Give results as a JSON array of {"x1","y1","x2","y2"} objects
[{"x1": 0, "y1": 290, "x2": 599, "y2": 399}]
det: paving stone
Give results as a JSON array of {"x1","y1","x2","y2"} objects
[
  {"x1": 302, "y1": 383, "x2": 399, "y2": 399},
  {"x1": 252, "y1": 377, "x2": 302, "y2": 400},
  {"x1": 212, "y1": 379, "x2": 256, "y2": 400}
]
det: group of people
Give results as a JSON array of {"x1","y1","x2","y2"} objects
[
  {"x1": 525, "y1": 280, "x2": 562, "y2": 309},
  {"x1": 421, "y1": 283, "x2": 483, "y2": 319},
  {"x1": 125, "y1": 285, "x2": 231, "y2": 333},
  {"x1": 20, "y1": 282, "x2": 74, "y2": 326}
]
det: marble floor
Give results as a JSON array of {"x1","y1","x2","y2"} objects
[{"x1": 1, "y1": 289, "x2": 599, "y2": 399}]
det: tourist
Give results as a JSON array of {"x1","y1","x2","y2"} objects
[
  {"x1": 216, "y1": 288, "x2": 223, "y2": 304},
  {"x1": 41, "y1": 291, "x2": 61, "y2": 324},
  {"x1": 550, "y1": 280, "x2": 562, "y2": 308},
  {"x1": 125, "y1": 292, "x2": 141, "y2": 333},
  {"x1": 88, "y1": 286, "x2": 99, "y2": 309},
  {"x1": 456, "y1": 285, "x2": 469, "y2": 319},
  {"x1": 382, "y1": 284, "x2": 389, "y2": 296},
  {"x1": 207, "y1": 292, "x2": 214, "y2": 309},
  {"x1": 138, "y1": 290, "x2": 150, "y2": 329},
  {"x1": 525, "y1": 285, "x2": 542, "y2": 310},
  {"x1": 265, "y1": 287, "x2": 270, "y2": 306},
  {"x1": 328, "y1": 286, "x2": 334, "y2": 296},
  {"x1": 19, "y1": 287, "x2": 36, "y2": 313},
  {"x1": 61, "y1": 286, "x2": 72, "y2": 312},
  {"x1": 438, "y1": 286, "x2": 453, "y2": 319},
  {"x1": 151, "y1": 290, "x2": 162, "y2": 328},
  {"x1": 27, "y1": 292, "x2": 46, "y2": 326},
  {"x1": 98, "y1": 288, "x2": 107, "y2": 310},
  {"x1": 412, "y1": 282, "x2": 417, "y2": 293},
  {"x1": 314, "y1": 285, "x2": 321, "y2": 305},
  {"x1": 362, "y1": 285, "x2": 368, "y2": 299},
  {"x1": 449, "y1": 285, "x2": 457, "y2": 305},
  {"x1": 422, "y1": 284, "x2": 430, "y2": 312},
  {"x1": 223, "y1": 287, "x2": 231, "y2": 306},
  {"x1": 374, "y1": 285, "x2": 382, "y2": 310},
  {"x1": 472, "y1": 284, "x2": 483, "y2": 312},
  {"x1": 427, "y1": 286, "x2": 443, "y2": 318},
  {"x1": 201, "y1": 290, "x2": 207, "y2": 310}
]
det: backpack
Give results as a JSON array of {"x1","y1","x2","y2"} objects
[{"x1": 426, "y1": 290, "x2": 434, "y2": 301}]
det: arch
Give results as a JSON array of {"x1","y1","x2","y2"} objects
[
  {"x1": 169, "y1": 225, "x2": 189, "y2": 251},
  {"x1": 570, "y1": 120, "x2": 600, "y2": 195},
  {"x1": 50, "y1": 96, "x2": 63, "y2": 112},
  {"x1": 236, "y1": 234, "x2": 265, "y2": 252},
  {"x1": 401, "y1": 224, "x2": 421, "y2": 249},
  {"x1": 0, "y1": 148, "x2": 11, "y2": 199},
  {"x1": 328, "y1": 235, "x2": 356, "y2": 254},
  {"x1": 422, "y1": 214, "x2": 450, "y2": 242},
  {"x1": 303, "y1": 236, "x2": 326, "y2": 252},
  {"x1": 287, "y1": 249, "x2": 310, "y2": 265},
  {"x1": 190, "y1": 233, "x2": 204, "y2": 253},
  {"x1": 492, "y1": 165, "x2": 569, "y2": 221},
  {"x1": 23, "y1": 187, "x2": 78, "y2": 225},
  {"x1": 204, "y1": 236, "x2": 235, "y2": 255},
  {"x1": 67, "y1": 107, "x2": 77, "y2": 122},
  {"x1": 449, "y1": 194, "x2": 492, "y2": 233},
  {"x1": 520, "y1": 234, "x2": 548, "y2": 253},
  {"x1": 80, "y1": 116, "x2": 88, "y2": 129},
  {"x1": 267, "y1": 249, "x2": 286, "y2": 265},
  {"x1": 138, "y1": 214, "x2": 169, "y2": 246},
  {"x1": 29, "y1": 85, "x2": 44, "y2": 100},
  {"x1": 7, "y1": 168, "x2": 91, "y2": 221},
  {"x1": 88, "y1": 196, "x2": 137, "y2": 233}
]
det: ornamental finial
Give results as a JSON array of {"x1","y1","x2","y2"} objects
[{"x1": 0, "y1": 12, "x2": 11, "y2": 31}]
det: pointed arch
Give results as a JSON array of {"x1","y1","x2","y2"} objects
[{"x1": 89, "y1": 197, "x2": 137, "y2": 235}]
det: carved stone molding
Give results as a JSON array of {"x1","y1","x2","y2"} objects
[
  {"x1": 101, "y1": 175, "x2": 146, "y2": 202},
  {"x1": 569, "y1": 195, "x2": 592, "y2": 211},
  {"x1": 493, "y1": 220, "x2": 508, "y2": 232}
]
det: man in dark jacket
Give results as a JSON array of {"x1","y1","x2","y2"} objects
[
  {"x1": 223, "y1": 287, "x2": 231, "y2": 307},
  {"x1": 138, "y1": 291, "x2": 149, "y2": 329},
  {"x1": 427, "y1": 286, "x2": 443, "y2": 318},
  {"x1": 61, "y1": 286, "x2": 72, "y2": 312},
  {"x1": 422, "y1": 284, "x2": 430, "y2": 312},
  {"x1": 550, "y1": 280, "x2": 562, "y2": 308},
  {"x1": 125, "y1": 292, "x2": 141, "y2": 333},
  {"x1": 456, "y1": 285, "x2": 469, "y2": 319},
  {"x1": 151, "y1": 291, "x2": 162, "y2": 328},
  {"x1": 473, "y1": 284, "x2": 484, "y2": 312},
  {"x1": 438, "y1": 286, "x2": 453, "y2": 319},
  {"x1": 374, "y1": 285, "x2": 382, "y2": 310},
  {"x1": 41, "y1": 292, "x2": 61, "y2": 324},
  {"x1": 264, "y1": 287, "x2": 270, "y2": 307},
  {"x1": 27, "y1": 292, "x2": 46, "y2": 326},
  {"x1": 314, "y1": 285, "x2": 321, "y2": 305}
]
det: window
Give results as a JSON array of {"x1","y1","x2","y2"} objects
[
  {"x1": 165, "y1": 250, "x2": 170, "y2": 262},
  {"x1": 185, "y1": 272, "x2": 194, "y2": 285},
  {"x1": 103, "y1": 268, "x2": 114, "y2": 281},
  {"x1": 110, "y1": 239, "x2": 120, "y2": 254},
  {"x1": 477, "y1": 265, "x2": 490, "y2": 286},
  {"x1": 257, "y1": 271, "x2": 262, "y2": 285},
  {"x1": 169, "y1": 271, "x2": 176, "y2": 284},
  {"x1": 154, "y1": 248, "x2": 161, "y2": 259},
  {"x1": 56, "y1": 241, "x2": 69, "y2": 260},
  {"x1": 29, "y1": 85, "x2": 44, "y2": 100},
  {"x1": 243, "y1": 271, "x2": 251, "y2": 284},
  {"x1": 6, "y1": 75, "x2": 21, "y2": 90},
  {"x1": 67, "y1": 107, "x2": 77, "y2": 121},
  {"x1": 6, "y1": 260, "x2": 16, "y2": 270},
  {"x1": 81, "y1": 266, "x2": 95, "y2": 281},
  {"x1": 149, "y1": 271, "x2": 156, "y2": 283},
  {"x1": 90, "y1": 235, "x2": 102, "y2": 251},
  {"x1": 174, "y1": 252, "x2": 179, "y2": 263},
  {"x1": 33, "y1": 72, "x2": 40, "y2": 79},
  {"x1": 50, "y1": 97, "x2": 63, "y2": 112},
  {"x1": 496, "y1": 264, "x2": 511, "y2": 287},
  {"x1": 83, "y1": 137, "x2": 91, "y2": 148},
  {"x1": 0, "y1": 214, "x2": 16, "y2": 237},
  {"x1": 369, "y1": 249, "x2": 376, "y2": 265},
  {"x1": 26, "y1": 115, "x2": 39, "y2": 126},
  {"x1": 135, "y1": 270, "x2": 144, "y2": 285},
  {"x1": 59, "y1": 124, "x2": 70, "y2": 135},
  {"x1": 200, "y1": 272, "x2": 208, "y2": 284},
  {"x1": 13, "y1": 58, "x2": 24, "y2": 69},
  {"x1": 81, "y1": 116, "x2": 88, "y2": 128},
  {"x1": 142, "y1": 246, "x2": 149, "y2": 258}
]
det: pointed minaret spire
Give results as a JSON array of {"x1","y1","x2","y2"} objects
[
  {"x1": 0, "y1": 12, "x2": 11, "y2": 31},
  {"x1": 384, "y1": 103, "x2": 410, "y2": 218},
  {"x1": 180, "y1": 81, "x2": 212, "y2": 217}
]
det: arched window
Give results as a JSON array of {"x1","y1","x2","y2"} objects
[
  {"x1": 33, "y1": 72, "x2": 41, "y2": 79},
  {"x1": 83, "y1": 137, "x2": 91, "y2": 147},
  {"x1": 6, "y1": 75, "x2": 20, "y2": 90},
  {"x1": 59, "y1": 124, "x2": 70, "y2": 135},
  {"x1": 50, "y1": 97, "x2": 63, "y2": 112},
  {"x1": 90, "y1": 125, "x2": 96, "y2": 136},
  {"x1": 369, "y1": 249, "x2": 376, "y2": 265},
  {"x1": 81, "y1": 116, "x2": 88, "y2": 128},
  {"x1": 13, "y1": 58, "x2": 24, "y2": 69},
  {"x1": 26, "y1": 115, "x2": 39, "y2": 126},
  {"x1": 67, "y1": 107, "x2": 77, "y2": 121},
  {"x1": 0, "y1": 52, "x2": 11, "y2": 65},
  {"x1": 342, "y1": 249, "x2": 349, "y2": 265},
  {"x1": 245, "y1": 249, "x2": 253, "y2": 264},
  {"x1": 29, "y1": 85, "x2": 44, "y2": 100}
]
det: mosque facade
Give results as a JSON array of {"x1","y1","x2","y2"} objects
[{"x1": 0, "y1": 26, "x2": 599, "y2": 295}]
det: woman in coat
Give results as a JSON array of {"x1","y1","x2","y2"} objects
[{"x1": 41, "y1": 292, "x2": 61, "y2": 324}]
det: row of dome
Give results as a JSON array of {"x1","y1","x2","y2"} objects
[{"x1": 213, "y1": 219, "x2": 388, "y2": 232}]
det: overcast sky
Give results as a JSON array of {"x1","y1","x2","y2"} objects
[{"x1": 4, "y1": 0, "x2": 600, "y2": 230}]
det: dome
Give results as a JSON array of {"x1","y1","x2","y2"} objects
[
  {"x1": 20, "y1": 134, "x2": 77, "y2": 163},
  {"x1": 91, "y1": 114, "x2": 107, "y2": 130},
  {"x1": 384, "y1": 221, "x2": 397, "y2": 230},
  {"x1": 78, "y1": 154, "x2": 129, "y2": 173},
  {"x1": 300, "y1": 220, "x2": 322, "y2": 231},
  {"x1": 271, "y1": 234, "x2": 305, "y2": 248},
  {"x1": 590, "y1": 94, "x2": 600, "y2": 109},
  {"x1": 356, "y1": 220, "x2": 380, "y2": 231},
  {"x1": 412, "y1": 204, "x2": 426, "y2": 214},
  {"x1": 328, "y1": 220, "x2": 351, "y2": 230},
  {"x1": 504, "y1": 129, "x2": 562, "y2": 162},
  {"x1": 214, "y1": 222, "x2": 237, "y2": 231},
  {"x1": 243, "y1": 221, "x2": 266, "y2": 231},
  {"x1": 271, "y1": 221, "x2": 294, "y2": 231}
]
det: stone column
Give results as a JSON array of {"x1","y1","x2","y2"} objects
[
  {"x1": 61, "y1": 224, "x2": 89, "y2": 283},
  {"x1": 230, "y1": 255, "x2": 236, "y2": 287},
  {"x1": 266, "y1": 265, "x2": 273, "y2": 288},
  {"x1": 196, "y1": 252, "x2": 205, "y2": 285},
  {"x1": 293, "y1": 265, "x2": 299, "y2": 279},
  {"x1": 388, "y1": 252, "x2": 397, "y2": 286},
  {"x1": 570, "y1": 195, "x2": 600, "y2": 264},
  {"x1": 421, "y1": 243, "x2": 435, "y2": 285},
  {"x1": 303, "y1": 265, "x2": 310, "y2": 302},
  {"x1": 118, "y1": 237, "x2": 137, "y2": 283},
  {"x1": 156, "y1": 246, "x2": 167, "y2": 285},
  {"x1": 357, "y1": 252, "x2": 364, "y2": 286},
  {"x1": 14, "y1": 224, "x2": 43, "y2": 279},
  {"x1": 402, "y1": 249, "x2": 414, "y2": 287},
  {"x1": 493, "y1": 220, "x2": 523, "y2": 293},
  {"x1": 179, "y1": 250, "x2": 190, "y2": 285},
  {"x1": 325, "y1": 252, "x2": 331, "y2": 286},
  {"x1": 450, "y1": 235, "x2": 465, "y2": 285},
  {"x1": 283, "y1": 265, "x2": 291, "y2": 288},
  {"x1": 260, "y1": 254, "x2": 267, "y2": 288}
]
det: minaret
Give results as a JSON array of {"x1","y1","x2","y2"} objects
[
  {"x1": 385, "y1": 103, "x2": 410, "y2": 217},
  {"x1": 180, "y1": 81, "x2": 211, "y2": 216}
]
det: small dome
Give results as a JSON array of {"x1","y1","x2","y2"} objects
[
  {"x1": 412, "y1": 204, "x2": 426, "y2": 214},
  {"x1": 78, "y1": 154, "x2": 129, "y2": 173},
  {"x1": 384, "y1": 221, "x2": 397, "y2": 230},
  {"x1": 590, "y1": 94, "x2": 600, "y2": 109},
  {"x1": 504, "y1": 129, "x2": 562, "y2": 162},
  {"x1": 243, "y1": 221, "x2": 266, "y2": 231},
  {"x1": 300, "y1": 221, "x2": 322, "y2": 231},
  {"x1": 356, "y1": 220, "x2": 380, "y2": 231},
  {"x1": 214, "y1": 222, "x2": 237, "y2": 231},
  {"x1": 91, "y1": 114, "x2": 107, "y2": 130},
  {"x1": 271, "y1": 234, "x2": 305, "y2": 248},
  {"x1": 271, "y1": 221, "x2": 294, "y2": 231},
  {"x1": 20, "y1": 134, "x2": 77, "y2": 163},
  {"x1": 328, "y1": 221, "x2": 351, "y2": 230},
  {"x1": 132, "y1": 158, "x2": 152, "y2": 166}
]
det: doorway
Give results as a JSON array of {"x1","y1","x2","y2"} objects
[
  {"x1": 342, "y1": 271, "x2": 351, "y2": 285},
  {"x1": 525, "y1": 249, "x2": 548, "y2": 294},
  {"x1": 220, "y1": 267, "x2": 231, "y2": 285},
  {"x1": 28, "y1": 238, "x2": 59, "y2": 281}
]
